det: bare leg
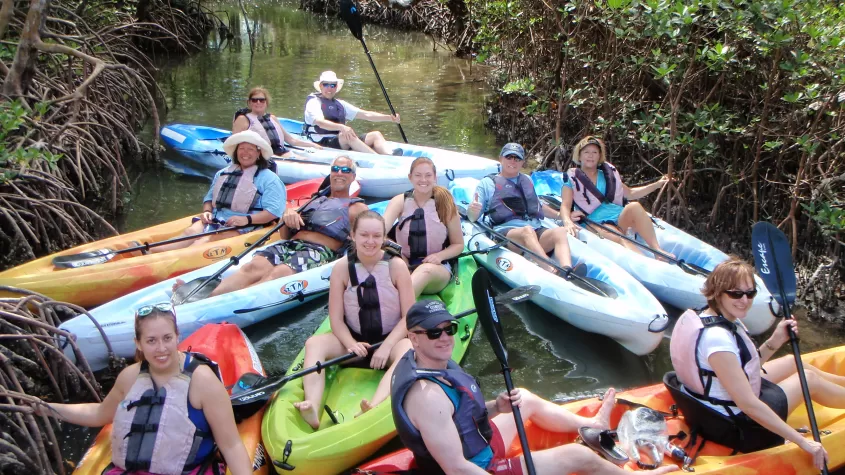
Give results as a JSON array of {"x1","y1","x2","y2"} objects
[
  {"x1": 780, "y1": 367, "x2": 845, "y2": 413},
  {"x1": 515, "y1": 444, "x2": 679, "y2": 475},
  {"x1": 763, "y1": 355, "x2": 845, "y2": 386},
  {"x1": 338, "y1": 132, "x2": 377, "y2": 154},
  {"x1": 411, "y1": 263, "x2": 452, "y2": 297},
  {"x1": 210, "y1": 256, "x2": 273, "y2": 297},
  {"x1": 504, "y1": 226, "x2": 556, "y2": 273},
  {"x1": 293, "y1": 333, "x2": 349, "y2": 430},
  {"x1": 255, "y1": 263, "x2": 295, "y2": 284},
  {"x1": 363, "y1": 131, "x2": 393, "y2": 155},
  {"x1": 359, "y1": 338, "x2": 413, "y2": 414},
  {"x1": 617, "y1": 203, "x2": 674, "y2": 260},
  {"x1": 539, "y1": 227, "x2": 573, "y2": 268},
  {"x1": 151, "y1": 220, "x2": 205, "y2": 253}
]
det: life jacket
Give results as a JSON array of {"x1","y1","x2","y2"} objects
[
  {"x1": 392, "y1": 192, "x2": 450, "y2": 266},
  {"x1": 233, "y1": 108, "x2": 289, "y2": 156},
  {"x1": 210, "y1": 164, "x2": 264, "y2": 214},
  {"x1": 669, "y1": 309, "x2": 762, "y2": 409},
  {"x1": 483, "y1": 174, "x2": 542, "y2": 226},
  {"x1": 111, "y1": 353, "x2": 220, "y2": 475},
  {"x1": 565, "y1": 162, "x2": 626, "y2": 215},
  {"x1": 304, "y1": 93, "x2": 347, "y2": 136},
  {"x1": 344, "y1": 251, "x2": 402, "y2": 343},
  {"x1": 300, "y1": 195, "x2": 365, "y2": 246},
  {"x1": 391, "y1": 350, "x2": 494, "y2": 475}
]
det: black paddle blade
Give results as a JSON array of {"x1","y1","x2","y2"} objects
[
  {"x1": 751, "y1": 222, "x2": 796, "y2": 310},
  {"x1": 471, "y1": 267, "x2": 509, "y2": 364},
  {"x1": 52, "y1": 249, "x2": 115, "y2": 269},
  {"x1": 338, "y1": 0, "x2": 364, "y2": 41},
  {"x1": 496, "y1": 285, "x2": 540, "y2": 304},
  {"x1": 171, "y1": 276, "x2": 222, "y2": 305}
]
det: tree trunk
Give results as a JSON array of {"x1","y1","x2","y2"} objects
[{"x1": 1, "y1": 0, "x2": 49, "y2": 98}]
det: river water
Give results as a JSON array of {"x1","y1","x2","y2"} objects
[{"x1": 67, "y1": 0, "x2": 845, "y2": 470}]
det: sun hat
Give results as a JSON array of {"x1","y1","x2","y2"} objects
[
  {"x1": 499, "y1": 143, "x2": 525, "y2": 160},
  {"x1": 313, "y1": 71, "x2": 345, "y2": 93},
  {"x1": 406, "y1": 300, "x2": 456, "y2": 330},
  {"x1": 223, "y1": 130, "x2": 273, "y2": 160},
  {"x1": 572, "y1": 136, "x2": 607, "y2": 165}
]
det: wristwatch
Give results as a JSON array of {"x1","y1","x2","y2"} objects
[{"x1": 246, "y1": 215, "x2": 253, "y2": 225}]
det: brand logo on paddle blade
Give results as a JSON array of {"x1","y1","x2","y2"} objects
[
  {"x1": 238, "y1": 391, "x2": 265, "y2": 401},
  {"x1": 757, "y1": 242, "x2": 770, "y2": 275},
  {"x1": 203, "y1": 246, "x2": 231, "y2": 260},
  {"x1": 487, "y1": 293, "x2": 499, "y2": 323},
  {"x1": 495, "y1": 257, "x2": 513, "y2": 272},
  {"x1": 281, "y1": 280, "x2": 308, "y2": 295},
  {"x1": 252, "y1": 442, "x2": 267, "y2": 470}
]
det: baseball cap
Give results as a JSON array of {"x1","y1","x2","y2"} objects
[
  {"x1": 406, "y1": 300, "x2": 456, "y2": 330},
  {"x1": 499, "y1": 143, "x2": 525, "y2": 160}
]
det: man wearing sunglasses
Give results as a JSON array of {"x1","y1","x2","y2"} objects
[
  {"x1": 467, "y1": 143, "x2": 579, "y2": 276},
  {"x1": 304, "y1": 70, "x2": 403, "y2": 156},
  {"x1": 206, "y1": 156, "x2": 368, "y2": 296},
  {"x1": 391, "y1": 300, "x2": 670, "y2": 475}
]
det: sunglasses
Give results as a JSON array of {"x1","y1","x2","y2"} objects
[
  {"x1": 331, "y1": 165, "x2": 354, "y2": 174},
  {"x1": 723, "y1": 289, "x2": 758, "y2": 300},
  {"x1": 136, "y1": 302, "x2": 173, "y2": 317},
  {"x1": 249, "y1": 97, "x2": 267, "y2": 103},
  {"x1": 503, "y1": 154, "x2": 525, "y2": 161},
  {"x1": 321, "y1": 83, "x2": 338, "y2": 88},
  {"x1": 410, "y1": 321, "x2": 458, "y2": 340}
]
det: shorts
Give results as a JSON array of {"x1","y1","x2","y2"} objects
[
  {"x1": 730, "y1": 378, "x2": 788, "y2": 453},
  {"x1": 486, "y1": 421, "x2": 525, "y2": 475},
  {"x1": 191, "y1": 216, "x2": 255, "y2": 234},
  {"x1": 496, "y1": 226, "x2": 546, "y2": 241},
  {"x1": 254, "y1": 240, "x2": 336, "y2": 273},
  {"x1": 317, "y1": 133, "x2": 368, "y2": 149}
]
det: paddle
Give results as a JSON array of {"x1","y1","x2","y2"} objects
[
  {"x1": 230, "y1": 284, "x2": 540, "y2": 410},
  {"x1": 338, "y1": 0, "x2": 408, "y2": 144},
  {"x1": 538, "y1": 194, "x2": 709, "y2": 277},
  {"x1": 471, "y1": 268, "x2": 537, "y2": 475},
  {"x1": 457, "y1": 204, "x2": 615, "y2": 298},
  {"x1": 177, "y1": 185, "x2": 332, "y2": 304},
  {"x1": 52, "y1": 222, "x2": 251, "y2": 269},
  {"x1": 752, "y1": 222, "x2": 827, "y2": 475}
]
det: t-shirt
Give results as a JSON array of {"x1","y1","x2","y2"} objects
[
  {"x1": 304, "y1": 96, "x2": 360, "y2": 142},
  {"x1": 681, "y1": 324, "x2": 748, "y2": 416},
  {"x1": 562, "y1": 170, "x2": 624, "y2": 224},
  {"x1": 203, "y1": 167, "x2": 286, "y2": 227},
  {"x1": 474, "y1": 175, "x2": 543, "y2": 233}
]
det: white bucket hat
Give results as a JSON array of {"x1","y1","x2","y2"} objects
[
  {"x1": 223, "y1": 130, "x2": 273, "y2": 160},
  {"x1": 313, "y1": 71, "x2": 345, "y2": 93}
]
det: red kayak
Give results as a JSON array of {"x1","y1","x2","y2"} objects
[{"x1": 74, "y1": 323, "x2": 270, "y2": 475}]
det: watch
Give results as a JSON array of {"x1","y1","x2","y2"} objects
[{"x1": 246, "y1": 215, "x2": 253, "y2": 225}]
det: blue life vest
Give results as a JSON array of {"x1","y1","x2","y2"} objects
[
  {"x1": 301, "y1": 196, "x2": 365, "y2": 244},
  {"x1": 304, "y1": 93, "x2": 347, "y2": 136},
  {"x1": 483, "y1": 174, "x2": 542, "y2": 226}
]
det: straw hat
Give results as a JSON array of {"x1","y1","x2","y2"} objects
[
  {"x1": 313, "y1": 71, "x2": 345, "y2": 93},
  {"x1": 571, "y1": 136, "x2": 608, "y2": 165},
  {"x1": 223, "y1": 130, "x2": 273, "y2": 160}
]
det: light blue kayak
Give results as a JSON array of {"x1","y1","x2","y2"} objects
[{"x1": 531, "y1": 169, "x2": 777, "y2": 334}]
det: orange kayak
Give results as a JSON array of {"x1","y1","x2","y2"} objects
[
  {"x1": 73, "y1": 322, "x2": 270, "y2": 475},
  {"x1": 358, "y1": 345, "x2": 845, "y2": 474},
  {"x1": 0, "y1": 178, "x2": 359, "y2": 308}
]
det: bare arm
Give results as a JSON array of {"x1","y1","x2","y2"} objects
[
  {"x1": 439, "y1": 214, "x2": 465, "y2": 261},
  {"x1": 381, "y1": 195, "x2": 405, "y2": 232},
  {"x1": 385, "y1": 257, "x2": 414, "y2": 347},
  {"x1": 624, "y1": 176, "x2": 668, "y2": 200},
  {"x1": 406, "y1": 381, "x2": 490, "y2": 475},
  {"x1": 348, "y1": 202, "x2": 369, "y2": 223},
  {"x1": 192, "y1": 366, "x2": 252, "y2": 475},
  {"x1": 40, "y1": 364, "x2": 138, "y2": 427},
  {"x1": 328, "y1": 257, "x2": 359, "y2": 351},
  {"x1": 355, "y1": 109, "x2": 400, "y2": 123},
  {"x1": 232, "y1": 116, "x2": 250, "y2": 134}
]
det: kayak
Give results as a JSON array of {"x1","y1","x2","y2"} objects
[
  {"x1": 60, "y1": 199, "x2": 378, "y2": 372},
  {"x1": 449, "y1": 177, "x2": 668, "y2": 356},
  {"x1": 531, "y1": 170, "x2": 777, "y2": 335},
  {"x1": 74, "y1": 322, "x2": 270, "y2": 475},
  {"x1": 260, "y1": 255, "x2": 479, "y2": 474},
  {"x1": 0, "y1": 177, "x2": 349, "y2": 309},
  {"x1": 160, "y1": 121, "x2": 501, "y2": 198},
  {"x1": 359, "y1": 344, "x2": 845, "y2": 474}
]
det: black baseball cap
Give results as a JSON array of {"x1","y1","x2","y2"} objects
[{"x1": 406, "y1": 300, "x2": 456, "y2": 330}]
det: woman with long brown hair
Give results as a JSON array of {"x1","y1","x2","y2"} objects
[{"x1": 382, "y1": 157, "x2": 465, "y2": 297}]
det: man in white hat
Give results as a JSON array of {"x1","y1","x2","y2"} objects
[
  {"x1": 153, "y1": 130, "x2": 286, "y2": 253},
  {"x1": 304, "y1": 70, "x2": 403, "y2": 155}
]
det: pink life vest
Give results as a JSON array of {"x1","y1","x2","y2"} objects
[
  {"x1": 670, "y1": 309, "x2": 761, "y2": 405},
  {"x1": 246, "y1": 112, "x2": 287, "y2": 154},
  {"x1": 210, "y1": 164, "x2": 259, "y2": 214},
  {"x1": 395, "y1": 193, "x2": 450, "y2": 266},
  {"x1": 565, "y1": 162, "x2": 625, "y2": 216},
  {"x1": 343, "y1": 252, "x2": 402, "y2": 344},
  {"x1": 111, "y1": 356, "x2": 215, "y2": 475}
]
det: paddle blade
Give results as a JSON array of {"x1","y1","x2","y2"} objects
[
  {"x1": 471, "y1": 267, "x2": 508, "y2": 364},
  {"x1": 339, "y1": 0, "x2": 364, "y2": 41},
  {"x1": 52, "y1": 249, "x2": 115, "y2": 269},
  {"x1": 171, "y1": 276, "x2": 222, "y2": 305},
  {"x1": 496, "y1": 285, "x2": 540, "y2": 304},
  {"x1": 751, "y1": 222, "x2": 796, "y2": 309}
]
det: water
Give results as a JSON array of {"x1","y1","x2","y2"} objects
[{"x1": 67, "y1": 0, "x2": 845, "y2": 470}]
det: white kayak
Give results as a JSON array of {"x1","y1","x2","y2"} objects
[
  {"x1": 160, "y1": 120, "x2": 501, "y2": 198},
  {"x1": 449, "y1": 178, "x2": 669, "y2": 356},
  {"x1": 531, "y1": 170, "x2": 778, "y2": 334}
]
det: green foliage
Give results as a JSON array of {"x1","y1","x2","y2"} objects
[
  {"x1": 803, "y1": 202, "x2": 845, "y2": 236},
  {"x1": 0, "y1": 100, "x2": 64, "y2": 181}
]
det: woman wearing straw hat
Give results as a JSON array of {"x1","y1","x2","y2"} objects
[
  {"x1": 152, "y1": 131, "x2": 286, "y2": 253},
  {"x1": 304, "y1": 70, "x2": 403, "y2": 156},
  {"x1": 233, "y1": 86, "x2": 320, "y2": 157}
]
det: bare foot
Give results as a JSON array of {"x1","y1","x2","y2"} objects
[
  {"x1": 171, "y1": 278, "x2": 186, "y2": 293},
  {"x1": 594, "y1": 387, "x2": 616, "y2": 430},
  {"x1": 355, "y1": 399, "x2": 376, "y2": 418},
  {"x1": 293, "y1": 400, "x2": 320, "y2": 430},
  {"x1": 646, "y1": 466, "x2": 680, "y2": 474}
]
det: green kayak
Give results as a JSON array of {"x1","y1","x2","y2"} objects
[{"x1": 261, "y1": 255, "x2": 479, "y2": 474}]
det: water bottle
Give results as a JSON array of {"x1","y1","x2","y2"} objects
[{"x1": 617, "y1": 407, "x2": 668, "y2": 468}]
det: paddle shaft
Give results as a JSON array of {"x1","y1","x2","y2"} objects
[
  {"x1": 357, "y1": 37, "x2": 408, "y2": 143},
  {"x1": 501, "y1": 366, "x2": 536, "y2": 475},
  {"x1": 180, "y1": 187, "x2": 330, "y2": 302}
]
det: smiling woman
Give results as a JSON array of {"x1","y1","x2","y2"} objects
[{"x1": 233, "y1": 86, "x2": 319, "y2": 157}]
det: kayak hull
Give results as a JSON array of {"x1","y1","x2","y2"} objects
[
  {"x1": 360, "y1": 344, "x2": 845, "y2": 474},
  {"x1": 73, "y1": 323, "x2": 270, "y2": 475},
  {"x1": 161, "y1": 121, "x2": 501, "y2": 198},
  {"x1": 0, "y1": 178, "x2": 329, "y2": 308},
  {"x1": 450, "y1": 177, "x2": 667, "y2": 356},
  {"x1": 261, "y1": 256, "x2": 479, "y2": 474}
]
